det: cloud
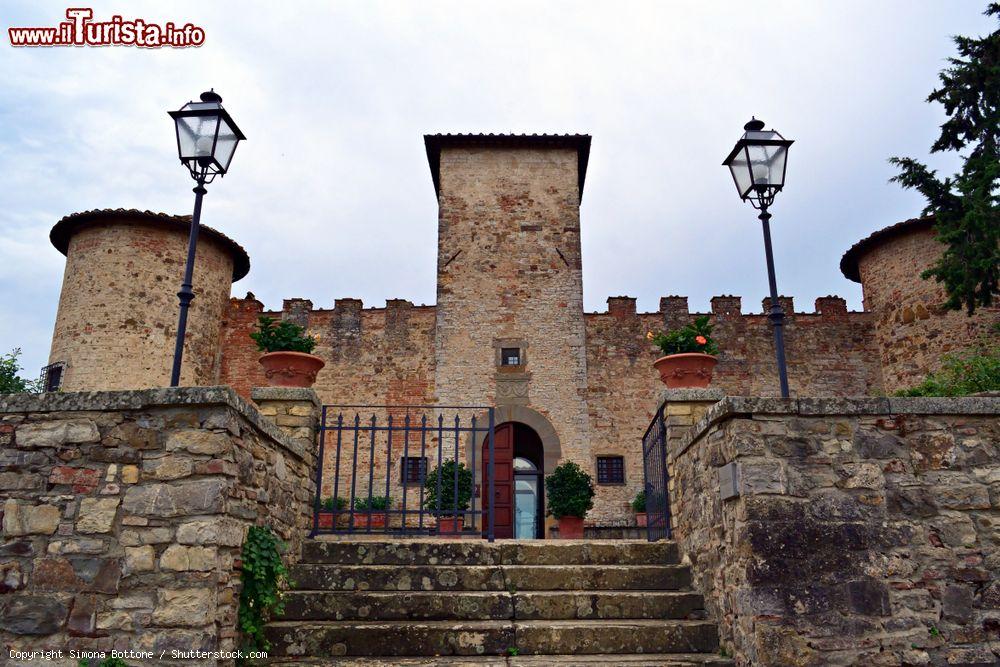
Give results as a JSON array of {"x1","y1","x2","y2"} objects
[{"x1": 0, "y1": 0, "x2": 991, "y2": 375}]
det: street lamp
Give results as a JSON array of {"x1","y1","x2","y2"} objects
[
  {"x1": 723, "y1": 118, "x2": 794, "y2": 398},
  {"x1": 167, "y1": 90, "x2": 246, "y2": 387}
]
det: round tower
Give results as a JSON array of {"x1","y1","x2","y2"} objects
[
  {"x1": 47, "y1": 208, "x2": 250, "y2": 391},
  {"x1": 841, "y1": 217, "x2": 999, "y2": 393}
]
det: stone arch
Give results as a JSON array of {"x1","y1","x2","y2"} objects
[{"x1": 466, "y1": 405, "x2": 562, "y2": 472}]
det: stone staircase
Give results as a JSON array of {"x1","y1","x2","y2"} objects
[{"x1": 266, "y1": 539, "x2": 731, "y2": 666}]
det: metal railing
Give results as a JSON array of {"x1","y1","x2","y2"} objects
[
  {"x1": 641, "y1": 400, "x2": 671, "y2": 541},
  {"x1": 311, "y1": 405, "x2": 496, "y2": 541}
]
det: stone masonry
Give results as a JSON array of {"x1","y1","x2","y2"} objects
[
  {"x1": 670, "y1": 395, "x2": 1000, "y2": 666},
  {"x1": 0, "y1": 387, "x2": 315, "y2": 662}
]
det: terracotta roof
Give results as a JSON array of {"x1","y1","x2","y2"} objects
[
  {"x1": 50, "y1": 208, "x2": 250, "y2": 281},
  {"x1": 423, "y1": 133, "x2": 592, "y2": 202},
  {"x1": 840, "y1": 216, "x2": 935, "y2": 283}
]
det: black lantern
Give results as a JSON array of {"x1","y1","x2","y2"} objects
[
  {"x1": 168, "y1": 90, "x2": 245, "y2": 181},
  {"x1": 723, "y1": 118, "x2": 792, "y2": 209},
  {"x1": 166, "y1": 90, "x2": 245, "y2": 387},
  {"x1": 723, "y1": 118, "x2": 793, "y2": 398}
]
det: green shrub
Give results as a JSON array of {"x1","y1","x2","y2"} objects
[
  {"x1": 545, "y1": 461, "x2": 595, "y2": 519},
  {"x1": 250, "y1": 316, "x2": 317, "y2": 354},
  {"x1": 238, "y1": 526, "x2": 289, "y2": 655},
  {"x1": 354, "y1": 495, "x2": 391, "y2": 511},
  {"x1": 423, "y1": 460, "x2": 473, "y2": 512},
  {"x1": 321, "y1": 496, "x2": 347, "y2": 511},
  {"x1": 631, "y1": 490, "x2": 646, "y2": 513},
  {"x1": 893, "y1": 347, "x2": 1000, "y2": 397},
  {"x1": 647, "y1": 315, "x2": 719, "y2": 356}
]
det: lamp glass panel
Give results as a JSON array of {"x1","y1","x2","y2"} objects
[
  {"x1": 728, "y1": 146, "x2": 752, "y2": 197},
  {"x1": 174, "y1": 102, "x2": 222, "y2": 160},
  {"x1": 213, "y1": 116, "x2": 240, "y2": 172}
]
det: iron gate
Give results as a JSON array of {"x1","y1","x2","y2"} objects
[
  {"x1": 641, "y1": 400, "x2": 672, "y2": 541},
  {"x1": 311, "y1": 405, "x2": 496, "y2": 541}
]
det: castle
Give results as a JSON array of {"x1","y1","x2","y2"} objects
[{"x1": 44, "y1": 134, "x2": 999, "y2": 528}]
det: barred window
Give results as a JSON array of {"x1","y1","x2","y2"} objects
[
  {"x1": 596, "y1": 456, "x2": 625, "y2": 484},
  {"x1": 400, "y1": 456, "x2": 428, "y2": 485}
]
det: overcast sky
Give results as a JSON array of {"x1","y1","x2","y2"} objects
[{"x1": 1, "y1": 1, "x2": 992, "y2": 377}]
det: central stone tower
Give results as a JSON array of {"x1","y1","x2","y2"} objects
[{"x1": 426, "y1": 133, "x2": 593, "y2": 505}]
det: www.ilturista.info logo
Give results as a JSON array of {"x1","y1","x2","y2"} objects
[{"x1": 8, "y1": 8, "x2": 205, "y2": 48}]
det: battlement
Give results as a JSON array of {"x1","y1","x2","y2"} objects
[{"x1": 589, "y1": 294, "x2": 857, "y2": 319}]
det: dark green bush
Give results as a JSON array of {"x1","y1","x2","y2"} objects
[
  {"x1": 894, "y1": 347, "x2": 1000, "y2": 397},
  {"x1": 321, "y1": 496, "x2": 347, "y2": 511},
  {"x1": 354, "y1": 495, "x2": 391, "y2": 511},
  {"x1": 250, "y1": 316, "x2": 317, "y2": 354},
  {"x1": 631, "y1": 490, "x2": 646, "y2": 513},
  {"x1": 545, "y1": 461, "x2": 595, "y2": 519},
  {"x1": 423, "y1": 460, "x2": 473, "y2": 512}
]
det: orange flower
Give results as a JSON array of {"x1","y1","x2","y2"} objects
[
  {"x1": 695, "y1": 335, "x2": 708, "y2": 345},
  {"x1": 646, "y1": 331, "x2": 654, "y2": 340}
]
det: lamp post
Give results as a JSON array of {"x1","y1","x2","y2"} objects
[
  {"x1": 167, "y1": 90, "x2": 245, "y2": 387},
  {"x1": 723, "y1": 118, "x2": 794, "y2": 399}
]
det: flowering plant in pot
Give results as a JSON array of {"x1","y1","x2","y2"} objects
[
  {"x1": 631, "y1": 490, "x2": 647, "y2": 528},
  {"x1": 352, "y1": 495, "x2": 391, "y2": 529},
  {"x1": 423, "y1": 460, "x2": 473, "y2": 539},
  {"x1": 316, "y1": 496, "x2": 347, "y2": 530},
  {"x1": 646, "y1": 316, "x2": 719, "y2": 388},
  {"x1": 545, "y1": 461, "x2": 594, "y2": 539},
  {"x1": 251, "y1": 316, "x2": 324, "y2": 388}
]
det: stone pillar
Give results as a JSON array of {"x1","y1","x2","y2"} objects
[
  {"x1": 251, "y1": 387, "x2": 320, "y2": 454},
  {"x1": 661, "y1": 388, "x2": 724, "y2": 538}
]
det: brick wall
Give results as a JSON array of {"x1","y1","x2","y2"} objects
[
  {"x1": 671, "y1": 396, "x2": 1000, "y2": 666},
  {"x1": 49, "y1": 220, "x2": 236, "y2": 391},
  {"x1": 0, "y1": 387, "x2": 316, "y2": 662}
]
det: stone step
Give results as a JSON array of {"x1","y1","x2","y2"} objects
[
  {"x1": 289, "y1": 564, "x2": 691, "y2": 592},
  {"x1": 271, "y1": 654, "x2": 734, "y2": 666},
  {"x1": 265, "y1": 619, "x2": 719, "y2": 657},
  {"x1": 280, "y1": 590, "x2": 704, "y2": 621},
  {"x1": 301, "y1": 539, "x2": 679, "y2": 566}
]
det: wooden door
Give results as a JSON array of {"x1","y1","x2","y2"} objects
[{"x1": 483, "y1": 423, "x2": 514, "y2": 538}]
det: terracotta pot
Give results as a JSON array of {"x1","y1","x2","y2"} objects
[
  {"x1": 437, "y1": 516, "x2": 464, "y2": 538},
  {"x1": 259, "y1": 351, "x2": 325, "y2": 388},
  {"x1": 558, "y1": 516, "x2": 585, "y2": 539},
  {"x1": 316, "y1": 512, "x2": 334, "y2": 530},
  {"x1": 352, "y1": 512, "x2": 386, "y2": 529},
  {"x1": 635, "y1": 512, "x2": 647, "y2": 528},
  {"x1": 652, "y1": 353, "x2": 718, "y2": 389}
]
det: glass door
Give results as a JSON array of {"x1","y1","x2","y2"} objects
[{"x1": 513, "y1": 457, "x2": 540, "y2": 539}]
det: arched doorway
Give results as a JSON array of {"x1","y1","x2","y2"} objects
[{"x1": 483, "y1": 422, "x2": 545, "y2": 539}]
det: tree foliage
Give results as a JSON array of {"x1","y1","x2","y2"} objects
[
  {"x1": 889, "y1": 4, "x2": 1000, "y2": 314},
  {"x1": 250, "y1": 316, "x2": 317, "y2": 353},
  {"x1": 0, "y1": 348, "x2": 39, "y2": 394},
  {"x1": 423, "y1": 460, "x2": 473, "y2": 512}
]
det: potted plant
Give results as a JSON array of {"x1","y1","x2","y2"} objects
[
  {"x1": 250, "y1": 315, "x2": 325, "y2": 388},
  {"x1": 545, "y1": 461, "x2": 594, "y2": 539},
  {"x1": 352, "y1": 495, "x2": 391, "y2": 529},
  {"x1": 316, "y1": 496, "x2": 347, "y2": 530},
  {"x1": 631, "y1": 490, "x2": 647, "y2": 527},
  {"x1": 646, "y1": 315, "x2": 719, "y2": 388},
  {"x1": 423, "y1": 460, "x2": 473, "y2": 538}
]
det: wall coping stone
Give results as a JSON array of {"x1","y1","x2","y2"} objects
[
  {"x1": 0, "y1": 385, "x2": 309, "y2": 463},
  {"x1": 251, "y1": 386, "x2": 321, "y2": 408},
  {"x1": 659, "y1": 388, "x2": 725, "y2": 403},
  {"x1": 677, "y1": 395, "x2": 1000, "y2": 458}
]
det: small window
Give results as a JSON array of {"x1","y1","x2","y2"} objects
[
  {"x1": 40, "y1": 363, "x2": 65, "y2": 393},
  {"x1": 500, "y1": 348, "x2": 521, "y2": 367},
  {"x1": 596, "y1": 456, "x2": 625, "y2": 485},
  {"x1": 400, "y1": 456, "x2": 428, "y2": 485}
]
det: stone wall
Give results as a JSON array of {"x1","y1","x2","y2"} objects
[
  {"x1": 48, "y1": 211, "x2": 248, "y2": 391},
  {"x1": 845, "y1": 219, "x2": 1000, "y2": 393},
  {"x1": 671, "y1": 396, "x2": 1000, "y2": 666},
  {"x1": 0, "y1": 387, "x2": 315, "y2": 663}
]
